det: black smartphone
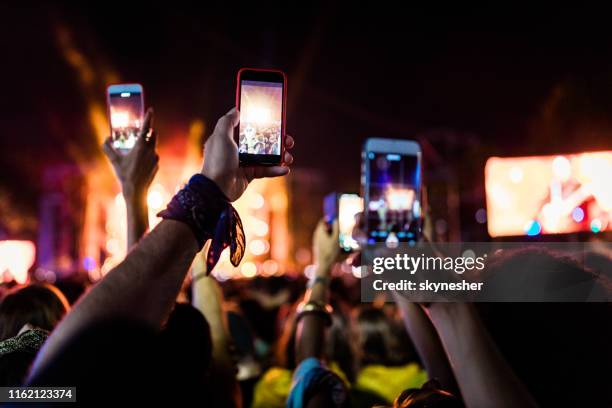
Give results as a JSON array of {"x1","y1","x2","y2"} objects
[
  {"x1": 362, "y1": 138, "x2": 422, "y2": 245},
  {"x1": 236, "y1": 68, "x2": 287, "y2": 166}
]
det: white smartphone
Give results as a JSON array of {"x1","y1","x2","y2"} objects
[
  {"x1": 362, "y1": 138, "x2": 422, "y2": 244},
  {"x1": 106, "y1": 83, "x2": 145, "y2": 151}
]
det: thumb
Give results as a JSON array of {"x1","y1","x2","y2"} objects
[{"x1": 213, "y1": 108, "x2": 240, "y2": 138}]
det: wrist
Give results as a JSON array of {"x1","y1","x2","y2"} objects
[
  {"x1": 308, "y1": 275, "x2": 330, "y2": 289},
  {"x1": 159, "y1": 174, "x2": 242, "y2": 274},
  {"x1": 315, "y1": 261, "x2": 333, "y2": 277},
  {"x1": 426, "y1": 302, "x2": 478, "y2": 331},
  {"x1": 201, "y1": 168, "x2": 229, "y2": 199},
  {"x1": 122, "y1": 185, "x2": 147, "y2": 202}
]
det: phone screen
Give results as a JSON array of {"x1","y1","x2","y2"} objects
[
  {"x1": 107, "y1": 85, "x2": 144, "y2": 150},
  {"x1": 339, "y1": 194, "x2": 363, "y2": 251},
  {"x1": 365, "y1": 152, "x2": 421, "y2": 244},
  {"x1": 238, "y1": 74, "x2": 284, "y2": 163}
]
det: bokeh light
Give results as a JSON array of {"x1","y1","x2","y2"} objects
[
  {"x1": 241, "y1": 262, "x2": 257, "y2": 278},
  {"x1": 0, "y1": 241, "x2": 36, "y2": 284}
]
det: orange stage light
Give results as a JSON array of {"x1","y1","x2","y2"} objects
[{"x1": 0, "y1": 240, "x2": 36, "y2": 284}]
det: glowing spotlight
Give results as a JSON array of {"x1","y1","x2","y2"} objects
[
  {"x1": 250, "y1": 193, "x2": 265, "y2": 209},
  {"x1": 509, "y1": 166, "x2": 523, "y2": 183},
  {"x1": 241, "y1": 262, "x2": 257, "y2": 278},
  {"x1": 571, "y1": 207, "x2": 585, "y2": 223},
  {"x1": 552, "y1": 156, "x2": 571, "y2": 181},
  {"x1": 524, "y1": 220, "x2": 542, "y2": 236},
  {"x1": 213, "y1": 266, "x2": 233, "y2": 281},
  {"x1": 83, "y1": 256, "x2": 96, "y2": 272},
  {"x1": 147, "y1": 190, "x2": 164, "y2": 210},
  {"x1": 212, "y1": 268, "x2": 229, "y2": 282},
  {"x1": 0, "y1": 240, "x2": 35, "y2": 284},
  {"x1": 304, "y1": 264, "x2": 317, "y2": 280},
  {"x1": 591, "y1": 219, "x2": 602, "y2": 233},
  {"x1": 253, "y1": 219, "x2": 269, "y2": 237},
  {"x1": 249, "y1": 239, "x2": 269, "y2": 256},
  {"x1": 413, "y1": 200, "x2": 421, "y2": 218},
  {"x1": 34, "y1": 268, "x2": 46, "y2": 281},
  {"x1": 44, "y1": 270, "x2": 57, "y2": 283},
  {"x1": 262, "y1": 260, "x2": 279, "y2": 276}
]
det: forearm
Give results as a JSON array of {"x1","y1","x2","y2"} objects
[
  {"x1": 295, "y1": 265, "x2": 331, "y2": 363},
  {"x1": 192, "y1": 273, "x2": 233, "y2": 365},
  {"x1": 124, "y1": 192, "x2": 149, "y2": 249},
  {"x1": 428, "y1": 303, "x2": 537, "y2": 408},
  {"x1": 31, "y1": 219, "x2": 198, "y2": 377},
  {"x1": 192, "y1": 272, "x2": 240, "y2": 407},
  {"x1": 394, "y1": 295, "x2": 458, "y2": 394}
]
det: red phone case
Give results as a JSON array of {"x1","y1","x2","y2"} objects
[{"x1": 236, "y1": 68, "x2": 287, "y2": 164}]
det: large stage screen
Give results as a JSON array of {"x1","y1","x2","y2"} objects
[{"x1": 485, "y1": 151, "x2": 612, "y2": 237}]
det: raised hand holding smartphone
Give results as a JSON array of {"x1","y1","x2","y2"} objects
[
  {"x1": 362, "y1": 138, "x2": 423, "y2": 245},
  {"x1": 236, "y1": 68, "x2": 287, "y2": 166},
  {"x1": 201, "y1": 108, "x2": 294, "y2": 202},
  {"x1": 107, "y1": 83, "x2": 145, "y2": 151}
]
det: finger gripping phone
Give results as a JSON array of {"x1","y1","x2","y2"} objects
[
  {"x1": 236, "y1": 68, "x2": 287, "y2": 166},
  {"x1": 107, "y1": 83, "x2": 145, "y2": 151},
  {"x1": 362, "y1": 138, "x2": 422, "y2": 245}
]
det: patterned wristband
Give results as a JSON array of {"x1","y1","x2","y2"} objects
[{"x1": 158, "y1": 174, "x2": 245, "y2": 274}]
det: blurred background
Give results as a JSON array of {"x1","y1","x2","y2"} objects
[{"x1": 1, "y1": 4, "x2": 611, "y2": 284}]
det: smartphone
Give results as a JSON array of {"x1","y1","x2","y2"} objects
[
  {"x1": 362, "y1": 138, "x2": 422, "y2": 245},
  {"x1": 323, "y1": 192, "x2": 338, "y2": 225},
  {"x1": 323, "y1": 192, "x2": 364, "y2": 252},
  {"x1": 236, "y1": 68, "x2": 287, "y2": 165},
  {"x1": 339, "y1": 193, "x2": 364, "y2": 252},
  {"x1": 107, "y1": 83, "x2": 144, "y2": 151}
]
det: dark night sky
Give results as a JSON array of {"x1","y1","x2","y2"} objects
[{"x1": 2, "y1": 4, "x2": 612, "y2": 237}]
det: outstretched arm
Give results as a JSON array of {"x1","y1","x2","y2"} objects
[
  {"x1": 192, "y1": 253, "x2": 241, "y2": 407},
  {"x1": 392, "y1": 294, "x2": 459, "y2": 396},
  {"x1": 103, "y1": 109, "x2": 159, "y2": 249},
  {"x1": 425, "y1": 303, "x2": 538, "y2": 408},
  {"x1": 295, "y1": 220, "x2": 338, "y2": 363},
  {"x1": 31, "y1": 219, "x2": 198, "y2": 374},
  {"x1": 30, "y1": 108, "x2": 294, "y2": 379}
]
